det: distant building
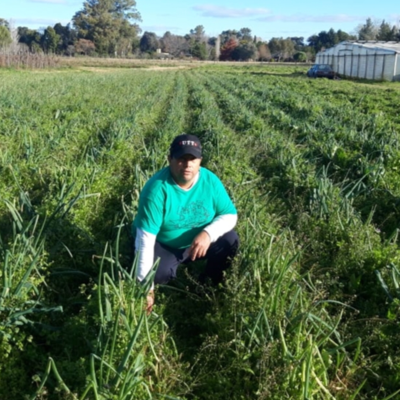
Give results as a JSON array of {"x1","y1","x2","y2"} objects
[
  {"x1": 316, "y1": 41, "x2": 400, "y2": 81},
  {"x1": 155, "y1": 48, "x2": 173, "y2": 60}
]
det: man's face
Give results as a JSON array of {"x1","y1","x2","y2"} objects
[{"x1": 168, "y1": 154, "x2": 202, "y2": 189}]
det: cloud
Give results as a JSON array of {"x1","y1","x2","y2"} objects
[
  {"x1": 257, "y1": 14, "x2": 363, "y2": 23},
  {"x1": 193, "y1": 5, "x2": 270, "y2": 19}
]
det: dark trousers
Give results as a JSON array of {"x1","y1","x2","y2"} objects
[{"x1": 153, "y1": 230, "x2": 239, "y2": 285}]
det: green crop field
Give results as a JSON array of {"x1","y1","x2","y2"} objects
[{"x1": 1, "y1": 64, "x2": 400, "y2": 400}]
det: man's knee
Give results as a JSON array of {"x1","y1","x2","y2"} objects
[
  {"x1": 225, "y1": 230, "x2": 239, "y2": 251},
  {"x1": 152, "y1": 242, "x2": 181, "y2": 285},
  {"x1": 212, "y1": 230, "x2": 239, "y2": 258},
  {"x1": 154, "y1": 266, "x2": 176, "y2": 285}
]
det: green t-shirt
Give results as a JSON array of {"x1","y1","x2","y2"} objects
[{"x1": 133, "y1": 167, "x2": 237, "y2": 249}]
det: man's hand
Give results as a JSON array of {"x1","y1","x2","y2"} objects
[
  {"x1": 145, "y1": 290, "x2": 154, "y2": 315},
  {"x1": 189, "y1": 230, "x2": 211, "y2": 261}
]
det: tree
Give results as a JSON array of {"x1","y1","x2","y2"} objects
[
  {"x1": 40, "y1": 27, "x2": 60, "y2": 53},
  {"x1": 268, "y1": 37, "x2": 282, "y2": 60},
  {"x1": 282, "y1": 38, "x2": 295, "y2": 60},
  {"x1": 268, "y1": 37, "x2": 295, "y2": 61},
  {"x1": 310, "y1": 30, "x2": 336, "y2": 51},
  {"x1": 190, "y1": 41, "x2": 207, "y2": 59},
  {"x1": 17, "y1": 27, "x2": 42, "y2": 52},
  {"x1": 307, "y1": 28, "x2": 355, "y2": 53},
  {"x1": 219, "y1": 37, "x2": 238, "y2": 61},
  {"x1": 186, "y1": 25, "x2": 211, "y2": 59},
  {"x1": 357, "y1": 18, "x2": 378, "y2": 40},
  {"x1": 290, "y1": 37, "x2": 305, "y2": 48},
  {"x1": 336, "y1": 29, "x2": 353, "y2": 42},
  {"x1": 54, "y1": 23, "x2": 77, "y2": 54},
  {"x1": 219, "y1": 28, "x2": 252, "y2": 47},
  {"x1": 206, "y1": 36, "x2": 218, "y2": 60},
  {"x1": 0, "y1": 25, "x2": 11, "y2": 48},
  {"x1": 220, "y1": 29, "x2": 238, "y2": 46},
  {"x1": 160, "y1": 31, "x2": 189, "y2": 57},
  {"x1": 376, "y1": 20, "x2": 397, "y2": 41},
  {"x1": 232, "y1": 41, "x2": 256, "y2": 61},
  {"x1": 0, "y1": 18, "x2": 9, "y2": 29},
  {"x1": 139, "y1": 31, "x2": 159, "y2": 53},
  {"x1": 190, "y1": 25, "x2": 205, "y2": 41},
  {"x1": 1, "y1": 21, "x2": 23, "y2": 54},
  {"x1": 117, "y1": 19, "x2": 140, "y2": 55},
  {"x1": 293, "y1": 51, "x2": 307, "y2": 62},
  {"x1": 257, "y1": 43, "x2": 271, "y2": 61},
  {"x1": 237, "y1": 27, "x2": 252, "y2": 42},
  {"x1": 75, "y1": 38, "x2": 96, "y2": 55},
  {"x1": 73, "y1": 0, "x2": 141, "y2": 55}
]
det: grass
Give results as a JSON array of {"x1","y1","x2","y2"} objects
[{"x1": 0, "y1": 64, "x2": 400, "y2": 399}]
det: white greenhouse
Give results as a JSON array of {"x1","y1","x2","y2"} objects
[{"x1": 315, "y1": 41, "x2": 400, "y2": 81}]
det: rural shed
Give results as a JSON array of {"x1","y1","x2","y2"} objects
[{"x1": 315, "y1": 41, "x2": 400, "y2": 81}]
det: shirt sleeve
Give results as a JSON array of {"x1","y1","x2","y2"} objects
[
  {"x1": 135, "y1": 196, "x2": 164, "y2": 235},
  {"x1": 204, "y1": 214, "x2": 237, "y2": 242},
  {"x1": 135, "y1": 228, "x2": 156, "y2": 289}
]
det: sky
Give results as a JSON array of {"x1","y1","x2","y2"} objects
[{"x1": 1, "y1": 0, "x2": 400, "y2": 42}]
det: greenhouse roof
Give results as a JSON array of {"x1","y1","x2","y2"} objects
[{"x1": 343, "y1": 41, "x2": 400, "y2": 53}]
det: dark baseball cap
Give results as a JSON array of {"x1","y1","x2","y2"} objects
[{"x1": 169, "y1": 134, "x2": 202, "y2": 159}]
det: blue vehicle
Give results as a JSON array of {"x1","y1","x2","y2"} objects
[{"x1": 307, "y1": 64, "x2": 337, "y2": 79}]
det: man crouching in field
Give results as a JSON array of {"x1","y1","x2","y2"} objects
[{"x1": 132, "y1": 134, "x2": 239, "y2": 313}]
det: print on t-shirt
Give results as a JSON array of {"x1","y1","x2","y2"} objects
[{"x1": 173, "y1": 201, "x2": 210, "y2": 229}]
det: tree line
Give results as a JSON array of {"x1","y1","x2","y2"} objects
[{"x1": 0, "y1": 0, "x2": 399, "y2": 62}]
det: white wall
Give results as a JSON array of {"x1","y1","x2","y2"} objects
[
  {"x1": 316, "y1": 44, "x2": 398, "y2": 81},
  {"x1": 394, "y1": 54, "x2": 400, "y2": 81}
]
